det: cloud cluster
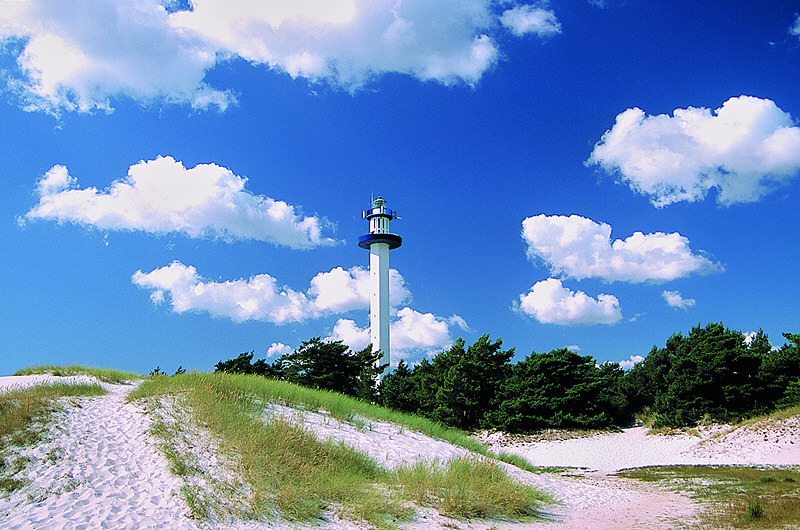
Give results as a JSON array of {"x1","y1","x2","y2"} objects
[
  {"x1": 131, "y1": 262, "x2": 409, "y2": 323},
  {"x1": 588, "y1": 96, "x2": 800, "y2": 206},
  {"x1": 24, "y1": 156, "x2": 336, "y2": 249},
  {"x1": 618, "y1": 355, "x2": 644, "y2": 370},
  {"x1": 133, "y1": 260, "x2": 458, "y2": 362},
  {"x1": 522, "y1": 214, "x2": 720, "y2": 282},
  {"x1": 517, "y1": 278, "x2": 622, "y2": 325},
  {"x1": 328, "y1": 307, "x2": 455, "y2": 361},
  {"x1": 661, "y1": 290, "x2": 696, "y2": 310},
  {"x1": 266, "y1": 342, "x2": 293, "y2": 358},
  {"x1": 0, "y1": 0, "x2": 559, "y2": 113},
  {"x1": 518, "y1": 214, "x2": 719, "y2": 325},
  {"x1": 0, "y1": 0, "x2": 229, "y2": 113}
]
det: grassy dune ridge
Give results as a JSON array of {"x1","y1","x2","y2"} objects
[
  {"x1": 13, "y1": 365, "x2": 142, "y2": 384},
  {"x1": 131, "y1": 372, "x2": 553, "y2": 527}
]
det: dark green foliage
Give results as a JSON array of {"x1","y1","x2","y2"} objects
[
  {"x1": 595, "y1": 362, "x2": 633, "y2": 426},
  {"x1": 379, "y1": 360, "x2": 418, "y2": 414},
  {"x1": 430, "y1": 336, "x2": 514, "y2": 430},
  {"x1": 757, "y1": 333, "x2": 800, "y2": 409},
  {"x1": 379, "y1": 335, "x2": 514, "y2": 430},
  {"x1": 490, "y1": 349, "x2": 616, "y2": 432},
  {"x1": 279, "y1": 339, "x2": 384, "y2": 400},
  {"x1": 215, "y1": 342, "x2": 383, "y2": 400},
  {"x1": 778, "y1": 379, "x2": 800, "y2": 409},
  {"x1": 621, "y1": 326, "x2": 800, "y2": 427},
  {"x1": 620, "y1": 345, "x2": 671, "y2": 412},
  {"x1": 214, "y1": 324, "x2": 800, "y2": 432},
  {"x1": 748, "y1": 329, "x2": 772, "y2": 356},
  {"x1": 650, "y1": 323, "x2": 762, "y2": 427},
  {"x1": 214, "y1": 351, "x2": 284, "y2": 379}
]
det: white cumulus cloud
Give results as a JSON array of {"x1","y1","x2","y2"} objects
[
  {"x1": 619, "y1": 355, "x2": 644, "y2": 370},
  {"x1": 499, "y1": 4, "x2": 561, "y2": 37},
  {"x1": 588, "y1": 96, "x2": 800, "y2": 206},
  {"x1": 1, "y1": 0, "x2": 560, "y2": 113},
  {"x1": 328, "y1": 318, "x2": 372, "y2": 351},
  {"x1": 661, "y1": 290, "x2": 696, "y2": 310},
  {"x1": 326, "y1": 307, "x2": 460, "y2": 362},
  {"x1": 522, "y1": 214, "x2": 721, "y2": 282},
  {"x1": 266, "y1": 342, "x2": 293, "y2": 358},
  {"x1": 0, "y1": 0, "x2": 230, "y2": 114},
  {"x1": 131, "y1": 262, "x2": 410, "y2": 324},
  {"x1": 517, "y1": 278, "x2": 622, "y2": 325},
  {"x1": 25, "y1": 156, "x2": 336, "y2": 249},
  {"x1": 308, "y1": 266, "x2": 409, "y2": 312},
  {"x1": 447, "y1": 314, "x2": 471, "y2": 331}
]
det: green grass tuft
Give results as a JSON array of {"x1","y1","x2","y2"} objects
[
  {"x1": 744, "y1": 497, "x2": 765, "y2": 522},
  {"x1": 394, "y1": 457, "x2": 552, "y2": 519},
  {"x1": 13, "y1": 365, "x2": 142, "y2": 384}
]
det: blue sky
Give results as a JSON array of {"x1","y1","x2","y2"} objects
[{"x1": 2, "y1": 0, "x2": 799, "y2": 375}]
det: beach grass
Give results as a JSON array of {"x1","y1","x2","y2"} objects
[
  {"x1": 617, "y1": 465, "x2": 800, "y2": 528},
  {"x1": 0, "y1": 382, "x2": 107, "y2": 493},
  {"x1": 0, "y1": 382, "x2": 107, "y2": 443},
  {"x1": 13, "y1": 364, "x2": 142, "y2": 384},
  {"x1": 736, "y1": 403, "x2": 800, "y2": 427},
  {"x1": 394, "y1": 456, "x2": 551, "y2": 519},
  {"x1": 131, "y1": 372, "x2": 551, "y2": 527}
]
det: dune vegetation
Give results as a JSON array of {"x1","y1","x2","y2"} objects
[
  {"x1": 618, "y1": 465, "x2": 800, "y2": 528},
  {"x1": 131, "y1": 372, "x2": 553, "y2": 527},
  {"x1": 13, "y1": 365, "x2": 141, "y2": 384},
  {"x1": 0, "y1": 381, "x2": 107, "y2": 493}
]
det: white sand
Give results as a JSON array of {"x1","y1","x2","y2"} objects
[
  {"x1": 0, "y1": 374, "x2": 102, "y2": 393},
  {"x1": 263, "y1": 403, "x2": 476, "y2": 469},
  {"x1": 0, "y1": 379, "x2": 195, "y2": 529},
  {"x1": 480, "y1": 422, "x2": 800, "y2": 474},
  {"x1": 2, "y1": 375, "x2": 797, "y2": 529}
]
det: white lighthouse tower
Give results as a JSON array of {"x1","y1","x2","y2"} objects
[{"x1": 358, "y1": 197, "x2": 402, "y2": 378}]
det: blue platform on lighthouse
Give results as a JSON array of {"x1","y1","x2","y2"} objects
[{"x1": 358, "y1": 233, "x2": 402, "y2": 249}]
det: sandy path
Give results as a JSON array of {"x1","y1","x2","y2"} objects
[{"x1": 0, "y1": 382, "x2": 196, "y2": 529}]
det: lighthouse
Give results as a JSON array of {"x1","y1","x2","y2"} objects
[{"x1": 358, "y1": 197, "x2": 402, "y2": 378}]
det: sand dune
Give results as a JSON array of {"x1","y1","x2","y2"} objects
[
  {"x1": 1, "y1": 376, "x2": 796, "y2": 528},
  {"x1": 479, "y1": 418, "x2": 800, "y2": 475}
]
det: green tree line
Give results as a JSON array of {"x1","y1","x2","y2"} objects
[{"x1": 215, "y1": 323, "x2": 800, "y2": 431}]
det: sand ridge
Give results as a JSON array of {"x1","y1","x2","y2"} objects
[{"x1": 5, "y1": 375, "x2": 798, "y2": 528}]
